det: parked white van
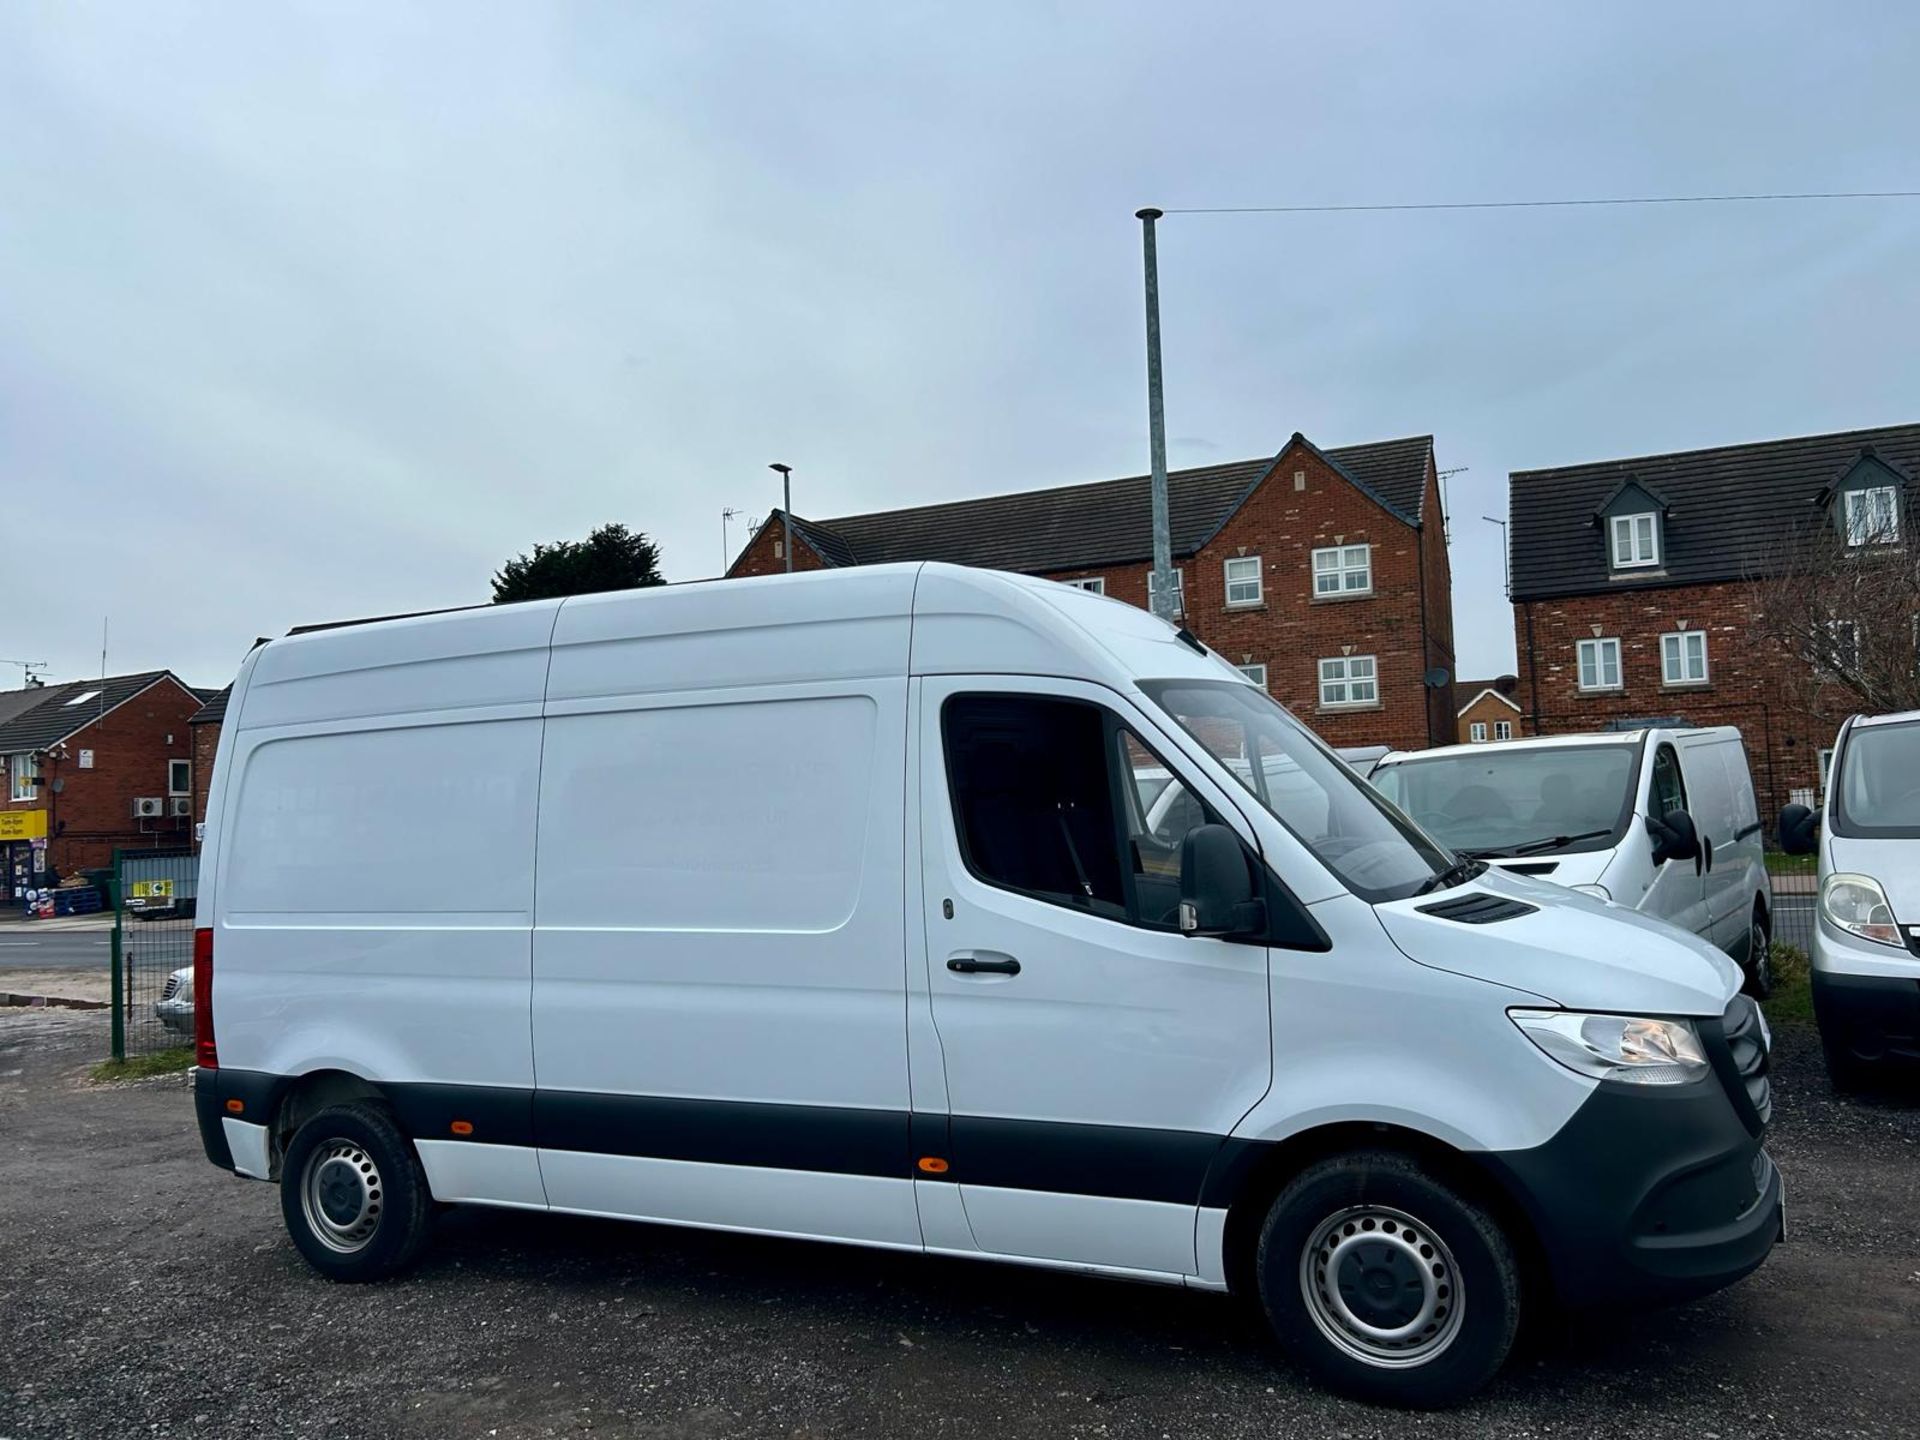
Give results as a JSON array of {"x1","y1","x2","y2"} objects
[
  {"x1": 1371, "y1": 730, "x2": 1776, "y2": 997},
  {"x1": 1779, "y1": 709, "x2": 1920, "y2": 1088},
  {"x1": 190, "y1": 564, "x2": 1779, "y2": 1406}
]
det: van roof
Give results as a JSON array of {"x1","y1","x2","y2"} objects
[
  {"x1": 1378, "y1": 726, "x2": 1742, "y2": 766},
  {"x1": 1854, "y1": 708, "x2": 1920, "y2": 730}
]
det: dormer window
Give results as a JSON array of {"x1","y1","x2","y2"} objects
[
  {"x1": 1609, "y1": 512, "x2": 1660, "y2": 569},
  {"x1": 1844, "y1": 485, "x2": 1900, "y2": 547}
]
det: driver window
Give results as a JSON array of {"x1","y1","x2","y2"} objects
[
  {"x1": 1115, "y1": 729, "x2": 1221, "y2": 930},
  {"x1": 1649, "y1": 745, "x2": 1688, "y2": 819}
]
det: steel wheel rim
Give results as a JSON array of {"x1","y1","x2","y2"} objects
[
  {"x1": 1299, "y1": 1205, "x2": 1464, "y2": 1368},
  {"x1": 301, "y1": 1140, "x2": 384, "y2": 1254}
]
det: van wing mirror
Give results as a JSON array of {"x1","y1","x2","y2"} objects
[
  {"x1": 1177, "y1": 824, "x2": 1265, "y2": 938},
  {"x1": 1646, "y1": 808, "x2": 1700, "y2": 865},
  {"x1": 1778, "y1": 803, "x2": 1818, "y2": 856}
]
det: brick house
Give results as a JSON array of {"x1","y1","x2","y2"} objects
[
  {"x1": 725, "y1": 432, "x2": 1457, "y2": 750},
  {"x1": 1508, "y1": 421, "x2": 1920, "y2": 816},
  {"x1": 0, "y1": 670, "x2": 205, "y2": 898},
  {"x1": 188, "y1": 685, "x2": 231, "y2": 838},
  {"x1": 1455, "y1": 675, "x2": 1527, "y2": 744}
]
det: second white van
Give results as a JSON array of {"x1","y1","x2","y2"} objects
[
  {"x1": 1371, "y1": 730, "x2": 1775, "y2": 996},
  {"x1": 189, "y1": 564, "x2": 1780, "y2": 1407}
]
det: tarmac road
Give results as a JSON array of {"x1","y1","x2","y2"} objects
[{"x1": 1, "y1": 1007, "x2": 1916, "y2": 1439}]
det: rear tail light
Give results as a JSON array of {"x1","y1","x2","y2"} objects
[{"x1": 192, "y1": 927, "x2": 217, "y2": 1069}]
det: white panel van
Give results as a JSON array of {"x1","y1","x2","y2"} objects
[
  {"x1": 190, "y1": 564, "x2": 1780, "y2": 1407},
  {"x1": 1371, "y1": 730, "x2": 1776, "y2": 996},
  {"x1": 1779, "y1": 709, "x2": 1920, "y2": 1088}
]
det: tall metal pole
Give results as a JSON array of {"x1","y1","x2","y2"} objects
[
  {"x1": 769, "y1": 464, "x2": 793, "y2": 573},
  {"x1": 1481, "y1": 516, "x2": 1510, "y2": 597},
  {"x1": 1136, "y1": 208, "x2": 1175, "y2": 620}
]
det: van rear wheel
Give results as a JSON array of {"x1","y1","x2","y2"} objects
[
  {"x1": 280, "y1": 1101, "x2": 433, "y2": 1281},
  {"x1": 1744, "y1": 912, "x2": 1774, "y2": 999},
  {"x1": 1254, "y1": 1151, "x2": 1520, "y2": 1407}
]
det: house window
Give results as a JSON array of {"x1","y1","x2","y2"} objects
[
  {"x1": 1825, "y1": 619, "x2": 1860, "y2": 673},
  {"x1": 1844, "y1": 486, "x2": 1900, "y2": 547},
  {"x1": 1236, "y1": 663, "x2": 1268, "y2": 689},
  {"x1": 1061, "y1": 576, "x2": 1106, "y2": 594},
  {"x1": 169, "y1": 759, "x2": 192, "y2": 796},
  {"x1": 1819, "y1": 747, "x2": 1835, "y2": 791},
  {"x1": 1577, "y1": 637, "x2": 1622, "y2": 691},
  {"x1": 1147, "y1": 568, "x2": 1184, "y2": 618},
  {"x1": 1494, "y1": 720, "x2": 1513, "y2": 741},
  {"x1": 1609, "y1": 513, "x2": 1660, "y2": 569},
  {"x1": 1312, "y1": 545, "x2": 1372, "y2": 597},
  {"x1": 1661, "y1": 630, "x2": 1709, "y2": 686},
  {"x1": 1318, "y1": 655, "x2": 1377, "y2": 708},
  {"x1": 1469, "y1": 722, "x2": 1488, "y2": 743},
  {"x1": 8, "y1": 753, "x2": 38, "y2": 803},
  {"x1": 1223, "y1": 556, "x2": 1263, "y2": 607}
]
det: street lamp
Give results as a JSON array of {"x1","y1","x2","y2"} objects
[
  {"x1": 1482, "y1": 516, "x2": 1510, "y2": 596},
  {"x1": 770, "y1": 463, "x2": 793, "y2": 573},
  {"x1": 1135, "y1": 208, "x2": 1175, "y2": 620}
]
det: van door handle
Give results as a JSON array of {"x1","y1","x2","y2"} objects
[{"x1": 948, "y1": 955, "x2": 1021, "y2": 976}]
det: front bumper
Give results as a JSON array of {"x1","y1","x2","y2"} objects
[
  {"x1": 1479, "y1": 998, "x2": 1780, "y2": 1310},
  {"x1": 1812, "y1": 968, "x2": 1920, "y2": 1069}
]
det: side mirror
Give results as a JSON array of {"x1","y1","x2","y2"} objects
[
  {"x1": 1178, "y1": 824, "x2": 1266, "y2": 938},
  {"x1": 1646, "y1": 808, "x2": 1700, "y2": 865},
  {"x1": 1778, "y1": 803, "x2": 1818, "y2": 856}
]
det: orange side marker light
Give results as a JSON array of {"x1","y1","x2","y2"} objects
[
  {"x1": 917, "y1": 1156, "x2": 949, "y2": 1174},
  {"x1": 450, "y1": 1120, "x2": 475, "y2": 1136},
  {"x1": 224, "y1": 1099, "x2": 244, "y2": 1114}
]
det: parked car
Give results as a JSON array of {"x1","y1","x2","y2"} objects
[
  {"x1": 188, "y1": 564, "x2": 1778, "y2": 1408},
  {"x1": 155, "y1": 966, "x2": 194, "y2": 1035},
  {"x1": 1371, "y1": 728, "x2": 1776, "y2": 996},
  {"x1": 1779, "y1": 709, "x2": 1920, "y2": 1088}
]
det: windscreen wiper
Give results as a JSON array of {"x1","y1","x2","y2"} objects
[
  {"x1": 1415, "y1": 856, "x2": 1484, "y2": 894},
  {"x1": 1503, "y1": 828, "x2": 1615, "y2": 857}
]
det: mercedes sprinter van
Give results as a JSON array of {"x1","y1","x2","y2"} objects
[
  {"x1": 1780, "y1": 709, "x2": 1920, "y2": 1088},
  {"x1": 1371, "y1": 730, "x2": 1775, "y2": 996},
  {"x1": 190, "y1": 564, "x2": 1780, "y2": 1406}
]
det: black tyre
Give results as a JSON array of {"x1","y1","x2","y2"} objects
[
  {"x1": 1821, "y1": 1034, "x2": 1874, "y2": 1095},
  {"x1": 279, "y1": 1101, "x2": 433, "y2": 1281},
  {"x1": 1254, "y1": 1151, "x2": 1521, "y2": 1408},
  {"x1": 1743, "y1": 912, "x2": 1773, "y2": 1000}
]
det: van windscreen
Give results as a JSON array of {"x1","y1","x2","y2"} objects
[
  {"x1": 1140, "y1": 679, "x2": 1450, "y2": 904},
  {"x1": 1833, "y1": 718, "x2": 1920, "y2": 837},
  {"x1": 1370, "y1": 746, "x2": 1636, "y2": 859}
]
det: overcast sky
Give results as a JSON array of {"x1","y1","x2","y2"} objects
[{"x1": 4, "y1": 3, "x2": 1917, "y2": 690}]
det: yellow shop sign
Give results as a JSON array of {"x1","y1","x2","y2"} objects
[{"x1": 0, "y1": 810, "x2": 49, "y2": 841}]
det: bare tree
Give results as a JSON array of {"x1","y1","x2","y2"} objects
[{"x1": 1746, "y1": 502, "x2": 1920, "y2": 720}]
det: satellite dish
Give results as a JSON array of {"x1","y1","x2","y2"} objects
[{"x1": 1422, "y1": 666, "x2": 1452, "y2": 689}]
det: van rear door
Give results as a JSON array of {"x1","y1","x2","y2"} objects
[{"x1": 915, "y1": 676, "x2": 1271, "y2": 1278}]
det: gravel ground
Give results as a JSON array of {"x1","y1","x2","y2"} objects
[{"x1": 1, "y1": 1008, "x2": 1916, "y2": 1439}]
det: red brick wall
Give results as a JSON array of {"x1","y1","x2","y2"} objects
[
  {"x1": 722, "y1": 446, "x2": 1454, "y2": 751},
  {"x1": 1514, "y1": 581, "x2": 1838, "y2": 818},
  {"x1": 0, "y1": 678, "x2": 202, "y2": 875},
  {"x1": 1456, "y1": 689, "x2": 1527, "y2": 744},
  {"x1": 192, "y1": 720, "x2": 221, "y2": 838}
]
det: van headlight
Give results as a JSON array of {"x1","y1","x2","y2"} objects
[
  {"x1": 1509, "y1": 1010, "x2": 1709, "y2": 1085},
  {"x1": 1821, "y1": 873, "x2": 1903, "y2": 948}
]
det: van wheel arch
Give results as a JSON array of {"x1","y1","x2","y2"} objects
[
  {"x1": 272, "y1": 1071, "x2": 388, "y2": 1178},
  {"x1": 1219, "y1": 1123, "x2": 1549, "y2": 1312}
]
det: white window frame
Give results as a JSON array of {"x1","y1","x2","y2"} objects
[
  {"x1": 9, "y1": 752, "x2": 38, "y2": 803},
  {"x1": 1468, "y1": 721, "x2": 1488, "y2": 743},
  {"x1": 1147, "y1": 567, "x2": 1185, "y2": 618},
  {"x1": 1494, "y1": 720, "x2": 1513, "y2": 741},
  {"x1": 1609, "y1": 512, "x2": 1660, "y2": 569},
  {"x1": 1235, "y1": 662, "x2": 1268, "y2": 689},
  {"x1": 1223, "y1": 556, "x2": 1263, "y2": 607},
  {"x1": 1061, "y1": 576, "x2": 1106, "y2": 594},
  {"x1": 1844, "y1": 485, "x2": 1901, "y2": 547},
  {"x1": 1819, "y1": 747, "x2": 1835, "y2": 791},
  {"x1": 168, "y1": 759, "x2": 192, "y2": 796},
  {"x1": 1824, "y1": 619, "x2": 1860, "y2": 674},
  {"x1": 1576, "y1": 637, "x2": 1622, "y2": 692},
  {"x1": 1318, "y1": 654, "x2": 1378, "y2": 709},
  {"x1": 1311, "y1": 544, "x2": 1373, "y2": 597},
  {"x1": 1660, "y1": 629, "x2": 1709, "y2": 686}
]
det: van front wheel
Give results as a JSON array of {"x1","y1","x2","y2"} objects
[
  {"x1": 280, "y1": 1101, "x2": 433, "y2": 1281},
  {"x1": 1254, "y1": 1152, "x2": 1520, "y2": 1407}
]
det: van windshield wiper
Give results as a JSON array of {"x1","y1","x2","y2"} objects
[
  {"x1": 1415, "y1": 856, "x2": 1484, "y2": 895},
  {"x1": 1498, "y1": 828, "x2": 1615, "y2": 858}
]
